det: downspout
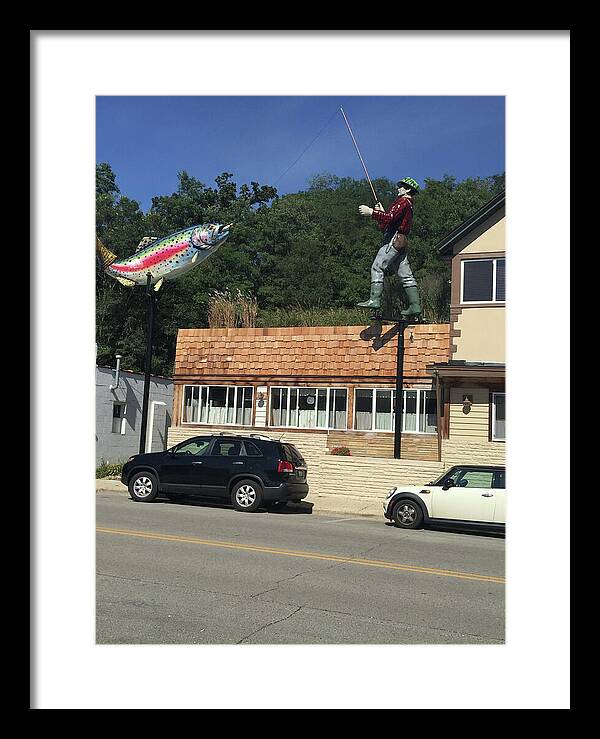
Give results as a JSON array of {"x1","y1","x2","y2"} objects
[
  {"x1": 435, "y1": 370, "x2": 442, "y2": 463},
  {"x1": 110, "y1": 354, "x2": 122, "y2": 390}
]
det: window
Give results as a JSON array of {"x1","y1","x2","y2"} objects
[
  {"x1": 353, "y1": 388, "x2": 437, "y2": 434},
  {"x1": 270, "y1": 387, "x2": 347, "y2": 430},
  {"x1": 182, "y1": 386, "x2": 254, "y2": 426},
  {"x1": 493, "y1": 469, "x2": 506, "y2": 489},
  {"x1": 451, "y1": 469, "x2": 495, "y2": 489},
  {"x1": 111, "y1": 402, "x2": 126, "y2": 434},
  {"x1": 243, "y1": 441, "x2": 263, "y2": 457},
  {"x1": 492, "y1": 392, "x2": 506, "y2": 441},
  {"x1": 211, "y1": 439, "x2": 243, "y2": 457},
  {"x1": 461, "y1": 258, "x2": 505, "y2": 303},
  {"x1": 173, "y1": 438, "x2": 211, "y2": 456}
]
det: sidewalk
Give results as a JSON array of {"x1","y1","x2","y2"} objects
[{"x1": 95, "y1": 479, "x2": 383, "y2": 518}]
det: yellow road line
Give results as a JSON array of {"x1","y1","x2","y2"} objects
[{"x1": 96, "y1": 527, "x2": 505, "y2": 584}]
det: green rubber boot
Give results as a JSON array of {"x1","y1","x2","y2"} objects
[
  {"x1": 400, "y1": 286, "x2": 422, "y2": 317},
  {"x1": 357, "y1": 282, "x2": 384, "y2": 309}
]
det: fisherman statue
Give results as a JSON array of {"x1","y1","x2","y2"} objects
[{"x1": 357, "y1": 177, "x2": 422, "y2": 318}]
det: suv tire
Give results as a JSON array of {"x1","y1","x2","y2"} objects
[
  {"x1": 231, "y1": 479, "x2": 263, "y2": 512},
  {"x1": 129, "y1": 471, "x2": 159, "y2": 503},
  {"x1": 392, "y1": 498, "x2": 424, "y2": 529}
]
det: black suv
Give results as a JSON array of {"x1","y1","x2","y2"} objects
[{"x1": 121, "y1": 434, "x2": 309, "y2": 512}]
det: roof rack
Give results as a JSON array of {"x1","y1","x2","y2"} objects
[{"x1": 248, "y1": 433, "x2": 274, "y2": 441}]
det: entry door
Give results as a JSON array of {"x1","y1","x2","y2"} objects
[
  {"x1": 160, "y1": 437, "x2": 213, "y2": 492},
  {"x1": 201, "y1": 438, "x2": 246, "y2": 497},
  {"x1": 430, "y1": 468, "x2": 496, "y2": 523}
]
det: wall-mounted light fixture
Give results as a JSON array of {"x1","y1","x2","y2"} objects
[
  {"x1": 462, "y1": 394, "x2": 473, "y2": 414},
  {"x1": 257, "y1": 392, "x2": 266, "y2": 408}
]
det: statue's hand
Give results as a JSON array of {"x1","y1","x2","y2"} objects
[{"x1": 358, "y1": 205, "x2": 373, "y2": 216}]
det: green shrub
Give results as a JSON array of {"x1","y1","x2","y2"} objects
[
  {"x1": 96, "y1": 460, "x2": 125, "y2": 479},
  {"x1": 330, "y1": 446, "x2": 352, "y2": 456}
]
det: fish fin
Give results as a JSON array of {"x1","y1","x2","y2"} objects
[
  {"x1": 153, "y1": 277, "x2": 164, "y2": 292},
  {"x1": 191, "y1": 251, "x2": 199, "y2": 263},
  {"x1": 114, "y1": 276, "x2": 136, "y2": 287},
  {"x1": 135, "y1": 235, "x2": 159, "y2": 252},
  {"x1": 96, "y1": 236, "x2": 117, "y2": 269}
]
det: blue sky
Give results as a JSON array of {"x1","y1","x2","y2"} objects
[{"x1": 96, "y1": 96, "x2": 505, "y2": 211}]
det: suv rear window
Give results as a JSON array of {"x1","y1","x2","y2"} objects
[
  {"x1": 243, "y1": 440, "x2": 263, "y2": 457},
  {"x1": 281, "y1": 443, "x2": 305, "y2": 466}
]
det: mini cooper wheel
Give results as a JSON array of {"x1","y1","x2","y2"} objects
[
  {"x1": 231, "y1": 479, "x2": 263, "y2": 512},
  {"x1": 392, "y1": 499, "x2": 424, "y2": 529},
  {"x1": 129, "y1": 472, "x2": 159, "y2": 502}
]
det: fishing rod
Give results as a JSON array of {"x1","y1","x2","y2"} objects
[{"x1": 339, "y1": 107, "x2": 379, "y2": 204}]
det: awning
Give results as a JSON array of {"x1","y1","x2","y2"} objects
[{"x1": 427, "y1": 361, "x2": 505, "y2": 382}]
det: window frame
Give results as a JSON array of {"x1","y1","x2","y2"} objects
[
  {"x1": 460, "y1": 257, "x2": 506, "y2": 305},
  {"x1": 181, "y1": 385, "x2": 254, "y2": 427},
  {"x1": 269, "y1": 386, "x2": 348, "y2": 430},
  {"x1": 111, "y1": 402, "x2": 126, "y2": 435},
  {"x1": 491, "y1": 392, "x2": 506, "y2": 442},
  {"x1": 352, "y1": 388, "x2": 438, "y2": 435}
]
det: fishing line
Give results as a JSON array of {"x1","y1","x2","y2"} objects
[{"x1": 273, "y1": 108, "x2": 341, "y2": 187}]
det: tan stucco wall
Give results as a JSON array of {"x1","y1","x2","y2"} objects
[
  {"x1": 454, "y1": 307, "x2": 505, "y2": 362},
  {"x1": 453, "y1": 215, "x2": 505, "y2": 256}
]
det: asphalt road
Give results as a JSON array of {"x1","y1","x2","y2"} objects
[{"x1": 96, "y1": 492, "x2": 505, "y2": 644}]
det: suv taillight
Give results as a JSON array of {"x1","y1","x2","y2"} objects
[{"x1": 277, "y1": 460, "x2": 295, "y2": 474}]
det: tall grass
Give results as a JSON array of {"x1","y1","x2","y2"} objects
[
  {"x1": 257, "y1": 306, "x2": 370, "y2": 327},
  {"x1": 208, "y1": 290, "x2": 258, "y2": 328}
]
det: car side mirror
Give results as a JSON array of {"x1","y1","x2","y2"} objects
[{"x1": 442, "y1": 480, "x2": 454, "y2": 490}]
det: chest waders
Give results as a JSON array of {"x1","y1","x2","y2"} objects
[{"x1": 357, "y1": 225, "x2": 422, "y2": 316}]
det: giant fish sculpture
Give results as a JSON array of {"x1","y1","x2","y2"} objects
[{"x1": 96, "y1": 223, "x2": 232, "y2": 290}]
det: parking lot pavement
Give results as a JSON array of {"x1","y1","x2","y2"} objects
[{"x1": 96, "y1": 492, "x2": 504, "y2": 645}]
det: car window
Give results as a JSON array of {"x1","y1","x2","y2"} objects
[
  {"x1": 282, "y1": 443, "x2": 305, "y2": 465},
  {"x1": 211, "y1": 439, "x2": 243, "y2": 457},
  {"x1": 453, "y1": 469, "x2": 494, "y2": 488},
  {"x1": 173, "y1": 438, "x2": 211, "y2": 456},
  {"x1": 243, "y1": 441, "x2": 263, "y2": 457},
  {"x1": 493, "y1": 470, "x2": 506, "y2": 489}
]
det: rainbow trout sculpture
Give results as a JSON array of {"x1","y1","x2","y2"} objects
[{"x1": 96, "y1": 223, "x2": 232, "y2": 291}]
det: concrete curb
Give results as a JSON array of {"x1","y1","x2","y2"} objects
[{"x1": 95, "y1": 479, "x2": 384, "y2": 519}]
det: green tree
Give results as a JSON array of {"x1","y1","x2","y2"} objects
[{"x1": 96, "y1": 164, "x2": 504, "y2": 373}]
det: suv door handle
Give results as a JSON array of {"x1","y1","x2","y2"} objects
[
  {"x1": 192, "y1": 461, "x2": 203, "y2": 465},
  {"x1": 232, "y1": 461, "x2": 245, "y2": 465},
  {"x1": 481, "y1": 493, "x2": 493, "y2": 497}
]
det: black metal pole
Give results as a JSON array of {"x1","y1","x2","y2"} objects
[
  {"x1": 139, "y1": 274, "x2": 155, "y2": 454},
  {"x1": 393, "y1": 321, "x2": 405, "y2": 459}
]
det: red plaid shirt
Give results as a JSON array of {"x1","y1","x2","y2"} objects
[{"x1": 371, "y1": 195, "x2": 413, "y2": 235}]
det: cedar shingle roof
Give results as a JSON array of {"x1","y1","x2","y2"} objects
[{"x1": 174, "y1": 324, "x2": 450, "y2": 380}]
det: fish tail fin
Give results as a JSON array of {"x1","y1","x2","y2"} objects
[{"x1": 96, "y1": 235, "x2": 117, "y2": 269}]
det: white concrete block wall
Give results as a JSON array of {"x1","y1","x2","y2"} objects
[{"x1": 96, "y1": 367, "x2": 173, "y2": 465}]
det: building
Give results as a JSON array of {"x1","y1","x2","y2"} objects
[
  {"x1": 96, "y1": 364, "x2": 173, "y2": 465},
  {"x1": 427, "y1": 190, "x2": 506, "y2": 467},
  {"x1": 170, "y1": 323, "x2": 450, "y2": 461}
]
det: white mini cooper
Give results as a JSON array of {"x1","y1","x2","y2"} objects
[{"x1": 383, "y1": 465, "x2": 505, "y2": 532}]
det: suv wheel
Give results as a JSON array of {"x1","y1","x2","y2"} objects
[
  {"x1": 129, "y1": 472, "x2": 159, "y2": 502},
  {"x1": 231, "y1": 479, "x2": 263, "y2": 512},
  {"x1": 392, "y1": 499, "x2": 424, "y2": 529}
]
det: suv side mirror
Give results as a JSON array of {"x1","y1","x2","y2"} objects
[{"x1": 442, "y1": 480, "x2": 455, "y2": 490}]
